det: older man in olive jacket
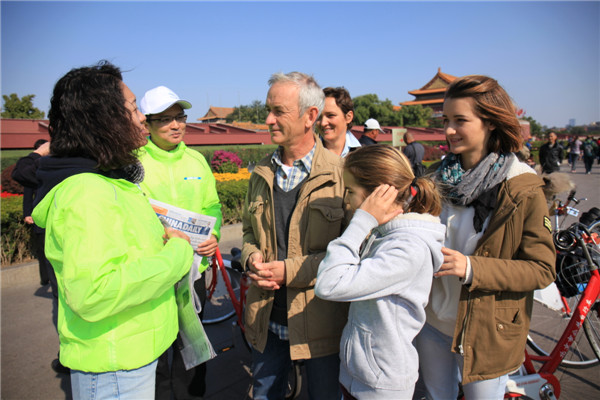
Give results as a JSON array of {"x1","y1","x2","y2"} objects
[{"x1": 241, "y1": 72, "x2": 350, "y2": 399}]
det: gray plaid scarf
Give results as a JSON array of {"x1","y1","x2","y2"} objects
[{"x1": 435, "y1": 152, "x2": 515, "y2": 232}]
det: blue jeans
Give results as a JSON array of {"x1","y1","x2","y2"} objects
[
  {"x1": 252, "y1": 329, "x2": 341, "y2": 400},
  {"x1": 70, "y1": 359, "x2": 158, "y2": 400},
  {"x1": 415, "y1": 323, "x2": 508, "y2": 400}
]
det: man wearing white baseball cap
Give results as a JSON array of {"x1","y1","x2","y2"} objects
[
  {"x1": 359, "y1": 118, "x2": 384, "y2": 146},
  {"x1": 138, "y1": 86, "x2": 223, "y2": 400}
]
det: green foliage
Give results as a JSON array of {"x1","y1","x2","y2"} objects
[
  {"x1": 218, "y1": 162, "x2": 239, "y2": 173},
  {"x1": 427, "y1": 116, "x2": 444, "y2": 129},
  {"x1": 1, "y1": 195, "x2": 23, "y2": 219},
  {"x1": 1, "y1": 150, "x2": 30, "y2": 170},
  {"x1": 226, "y1": 100, "x2": 268, "y2": 123},
  {"x1": 1, "y1": 196, "x2": 34, "y2": 265},
  {"x1": 353, "y1": 94, "x2": 431, "y2": 127},
  {"x1": 234, "y1": 146, "x2": 277, "y2": 165},
  {"x1": 1, "y1": 93, "x2": 45, "y2": 119},
  {"x1": 399, "y1": 105, "x2": 433, "y2": 127},
  {"x1": 216, "y1": 180, "x2": 248, "y2": 224},
  {"x1": 353, "y1": 94, "x2": 402, "y2": 126}
]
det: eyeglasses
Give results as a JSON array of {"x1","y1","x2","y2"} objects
[{"x1": 147, "y1": 114, "x2": 187, "y2": 125}]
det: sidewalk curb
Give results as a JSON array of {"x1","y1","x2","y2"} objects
[{"x1": 1, "y1": 261, "x2": 39, "y2": 288}]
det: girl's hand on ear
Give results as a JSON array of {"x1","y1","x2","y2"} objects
[{"x1": 360, "y1": 184, "x2": 403, "y2": 225}]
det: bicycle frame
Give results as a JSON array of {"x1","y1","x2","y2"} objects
[{"x1": 208, "y1": 247, "x2": 249, "y2": 333}]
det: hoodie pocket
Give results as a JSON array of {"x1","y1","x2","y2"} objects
[{"x1": 343, "y1": 324, "x2": 382, "y2": 386}]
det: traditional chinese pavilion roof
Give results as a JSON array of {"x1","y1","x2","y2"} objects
[
  {"x1": 197, "y1": 106, "x2": 235, "y2": 121},
  {"x1": 401, "y1": 68, "x2": 458, "y2": 108}
]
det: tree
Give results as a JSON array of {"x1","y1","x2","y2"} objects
[
  {"x1": 1, "y1": 93, "x2": 45, "y2": 119},
  {"x1": 398, "y1": 104, "x2": 433, "y2": 127},
  {"x1": 427, "y1": 116, "x2": 444, "y2": 129},
  {"x1": 353, "y1": 94, "x2": 403, "y2": 126},
  {"x1": 226, "y1": 100, "x2": 268, "y2": 124},
  {"x1": 353, "y1": 94, "x2": 433, "y2": 127}
]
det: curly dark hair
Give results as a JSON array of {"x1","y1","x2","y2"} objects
[
  {"x1": 323, "y1": 87, "x2": 354, "y2": 129},
  {"x1": 48, "y1": 60, "x2": 142, "y2": 170},
  {"x1": 444, "y1": 75, "x2": 523, "y2": 154}
]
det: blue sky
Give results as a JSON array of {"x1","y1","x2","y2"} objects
[{"x1": 2, "y1": 1, "x2": 599, "y2": 128}]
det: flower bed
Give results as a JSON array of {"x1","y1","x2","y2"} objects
[
  {"x1": 1, "y1": 192, "x2": 23, "y2": 198},
  {"x1": 213, "y1": 168, "x2": 251, "y2": 182}
]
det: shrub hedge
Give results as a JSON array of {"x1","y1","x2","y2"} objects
[
  {"x1": 216, "y1": 180, "x2": 248, "y2": 225},
  {"x1": 1, "y1": 196, "x2": 35, "y2": 265}
]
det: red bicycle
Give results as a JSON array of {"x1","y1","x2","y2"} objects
[{"x1": 506, "y1": 215, "x2": 600, "y2": 398}]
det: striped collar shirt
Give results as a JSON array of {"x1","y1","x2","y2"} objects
[{"x1": 270, "y1": 143, "x2": 315, "y2": 192}]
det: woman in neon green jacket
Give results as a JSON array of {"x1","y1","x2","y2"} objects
[{"x1": 32, "y1": 61, "x2": 193, "y2": 400}]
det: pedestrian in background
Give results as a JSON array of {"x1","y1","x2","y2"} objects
[
  {"x1": 538, "y1": 131, "x2": 564, "y2": 174},
  {"x1": 316, "y1": 144, "x2": 445, "y2": 399},
  {"x1": 32, "y1": 61, "x2": 194, "y2": 400},
  {"x1": 12, "y1": 139, "x2": 51, "y2": 286},
  {"x1": 582, "y1": 135, "x2": 597, "y2": 174},
  {"x1": 567, "y1": 135, "x2": 582, "y2": 172},
  {"x1": 415, "y1": 75, "x2": 555, "y2": 399},
  {"x1": 403, "y1": 132, "x2": 426, "y2": 177},
  {"x1": 358, "y1": 118, "x2": 383, "y2": 146}
]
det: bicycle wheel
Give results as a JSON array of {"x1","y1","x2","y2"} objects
[
  {"x1": 528, "y1": 243, "x2": 600, "y2": 368},
  {"x1": 202, "y1": 266, "x2": 241, "y2": 324}
]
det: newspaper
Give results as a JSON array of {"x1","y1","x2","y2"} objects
[{"x1": 149, "y1": 198, "x2": 217, "y2": 370}]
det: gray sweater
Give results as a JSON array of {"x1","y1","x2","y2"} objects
[{"x1": 316, "y1": 209, "x2": 445, "y2": 399}]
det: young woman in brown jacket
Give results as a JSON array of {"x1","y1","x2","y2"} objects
[{"x1": 415, "y1": 75, "x2": 556, "y2": 399}]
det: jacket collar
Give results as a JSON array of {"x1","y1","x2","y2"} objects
[
  {"x1": 254, "y1": 134, "x2": 342, "y2": 182},
  {"x1": 142, "y1": 139, "x2": 186, "y2": 163},
  {"x1": 478, "y1": 172, "x2": 543, "y2": 245}
]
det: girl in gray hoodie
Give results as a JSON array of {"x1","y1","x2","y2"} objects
[{"x1": 316, "y1": 145, "x2": 445, "y2": 399}]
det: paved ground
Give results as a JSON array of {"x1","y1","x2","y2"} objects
[{"x1": 1, "y1": 160, "x2": 598, "y2": 399}]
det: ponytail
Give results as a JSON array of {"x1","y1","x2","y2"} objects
[{"x1": 405, "y1": 176, "x2": 442, "y2": 216}]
